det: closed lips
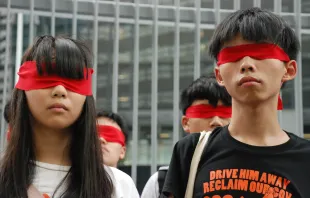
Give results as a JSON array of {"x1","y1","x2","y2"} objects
[
  {"x1": 48, "y1": 103, "x2": 68, "y2": 110},
  {"x1": 238, "y1": 76, "x2": 260, "y2": 86}
]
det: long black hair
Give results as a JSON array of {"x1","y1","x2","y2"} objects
[{"x1": 0, "y1": 36, "x2": 113, "y2": 198}]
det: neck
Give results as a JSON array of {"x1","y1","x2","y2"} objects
[
  {"x1": 32, "y1": 122, "x2": 72, "y2": 166},
  {"x1": 228, "y1": 97, "x2": 289, "y2": 146}
]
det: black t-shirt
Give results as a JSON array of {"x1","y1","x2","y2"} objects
[{"x1": 162, "y1": 126, "x2": 310, "y2": 198}]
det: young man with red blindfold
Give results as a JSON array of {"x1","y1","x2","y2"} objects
[
  {"x1": 96, "y1": 111, "x2": 128, "y2": 168},
  {"x1": 162, "y1": 8, "x2": 310, "y2": 198},
  {"x1": 142, "y1": 75, "x2": 232, "y2": 198}
]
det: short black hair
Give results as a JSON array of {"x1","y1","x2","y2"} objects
[
  {"x1": 96, "y1": 110, "x2": 128, "y2": 144},
  {"x1": 209, "y1": 7, "x2": 300, "y2": 61},
  {"x1": 3, "y1": 100, "x2": 10, "y2": 123},
  {"x1": 180, "y1": 75, "x2": 232, "y2": 115}
]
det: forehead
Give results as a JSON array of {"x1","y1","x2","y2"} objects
[
  {"x1": 222, "y1": 34, "x2": 257, "y2": 49},
  {"x1": 191, "y1": 99, "x2": 224, "y2": 106},
  {"x1": 97, "y1": 117, "x2": 121, "y2": 131}
]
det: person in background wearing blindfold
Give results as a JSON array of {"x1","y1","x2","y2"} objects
[
  {"x1": 0, "y1": 36, "x2": 139, "y2": 198},
  {"x1": 141, "y1": 75, "x2": 232, "y2": 198},
  {"x1": 96, "y1": 111, "x2": 128, "y2": 168},
  {"x1": 162, "y1": 7, "x2": 310, "y2": 198}
]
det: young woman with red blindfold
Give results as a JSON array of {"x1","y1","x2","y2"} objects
[
  {"x1": 0, "y1": 36, "x2": 139, "y2": 198},
  {"x1": 162, "y1": 8, "x2": 310, "y2": 198}
]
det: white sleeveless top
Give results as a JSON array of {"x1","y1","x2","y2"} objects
[{"x1": 32, "y1": 161, "x2": 139, "y2": 198}]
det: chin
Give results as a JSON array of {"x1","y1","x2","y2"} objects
[
  {"x1": 44, "y1": 121, "x2": 74, "y2": 130},
  {"x1": 103, "y1": 161, "x2": 115, "y2": 167}
]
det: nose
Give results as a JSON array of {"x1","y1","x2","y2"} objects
[
  {"x1": 240, "y1": 56, "x2": 256, "y2": 73},
  {"x1": 51, "y1": 85, "x2": 68, "y2": 98},
  {"x1": 209, "y1": 116, "x2": 224, "y2": 128}
]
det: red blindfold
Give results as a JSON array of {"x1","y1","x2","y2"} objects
[
  {"x1": 217, "y1": 43, "x2": 287, "y2": 110},
  {"x1": 185, "y1": 104, "x2": 232, "y2": 118},
  {"x1": 217, "y1": 43, "x2": 290, "y2": 65},
  {"x1": 15, "y1": 61, "x2": 93, "y2": 95},
  {"x1": 98, "y1": 125, "x2": 126, "y2": 146}
]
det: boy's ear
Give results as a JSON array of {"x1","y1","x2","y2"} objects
[
  {"x1": 215, "y1": 67, "x2": 224, "y2": 86},
  {"x1": 282, "y1": 60, "x2": 297, "y2": 82},
  {"x1": 181, "y1": 116, "x2": 190, "y2": 133}
]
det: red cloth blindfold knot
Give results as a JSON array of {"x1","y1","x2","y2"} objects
[
  {"x1": 277, "y1": 95, "x2": 283, "y2": 110},
  {"x1": 185, "y1": 104, "x2": 232, "y2": 118},
  {"x1": 98, "y1": 125, "x2": 126, "y2": 146},
  {"x1": 15, "y1": 61, "x2": 93, "y2": 96},
  {"x1": 217, "y1": 43, "x2": 290, "y2": 66}
]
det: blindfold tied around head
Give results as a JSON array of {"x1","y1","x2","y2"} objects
[
  {"x1": 185, "y1": 104, "x2": 232, "y2": 119},
  {"x1": 217, "y1": 43, "x2": 288, "y2": 110},
  {"x1": 15, "y1": 61, "x2": 93, "y2": 95},
  {"x1": 98, "y1": 125, "x2": 126, "y2": 147},
  {"x1": 217, "y1": 43, "x2": 290, "y2": 66}
]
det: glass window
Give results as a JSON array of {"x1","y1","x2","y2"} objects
[
  {"x1": 77, "y1": 20, "x2": 93, "y2": 49},
  {"x1": 21, "y1": 14, "x2": 30, "y2": 50},
  {"x1": 180, "y1": 0, "x2": 195, "y2": 7},
  {"x1": 261, "y1": 0, "x2": 274, "y2": 11},
  {"x1": 55, "y1": 18, "x2": 72, "y2": 37},
  {"x1": 301, "y1": 34, "x2": 310, "y2": 137},
  {"x1": 118, "y1": 24, "x2": 134, "y2": 111},
  {"x1": 159, "y1": 0, "x2": 174, "y2": 6},
  {"x1": 97, "y1": 22, "x2": 113, "y2": 111},
  {"x1": 240, "y1": 0, "x2": 253, "y2": 9},
  {"x1": 135, "y1": 24, "x2": 153, "y2": 186},
  {"x1": 302, "y1": 16, "x2": 310, "y2": 29},
  {"x1": 180, "y1": 9, "x2": 195, "y2": 24},
  {"x1": 221, "y1": 0, "x2": 234, "y2": 10},
  {"x1": 282, "y1": 0, "x2": 294, "y2": 13},
  {"x1": 55, "y1": 0, "x2": 73, "y2": 14},
  {"x1": 11, "y1": 0, "x2": 30, "y2": 9},
  {"x1": 200, "y1": 29, "x2": 215, "y2": 76},
  {"x1": 281, "y1": 15, "x2": 296, "y2": 29},
  {"x1": 201, "y1": 0, "x2": 214, "y2": 8},
  {"x1": 34, "y1": 0, "x2": 51, "y2": 11},
  {"x1": 34, "y1": 16, "x2": 51, "y2": 37},
  {"x1": 302, "y1": 33, "x2": 310, "y2": 109},
  {"x1": 0, "y1": 13, "x2": 16, "y2": 147},
  {"x1": 220, "y1": 12, "x2": 233, "y2": 22},
  {"x1": 157, "y1": 26, "x2": 174, "y2": 165},
  {"x1": 201, "y1": 11, "x2": 216, "y2": 25},
  {"x1": 78, "y1": 1, "x2": 94, "y2": 16},
  {"x1": 302, "y1": 0, "x2": 310, "y2": 13},
  {"x1": 180, "y1": 27, "x2": 194, "y2": 87},
  {"x1": 7, "y1": 13, "x2": 16, "y2": 91}
]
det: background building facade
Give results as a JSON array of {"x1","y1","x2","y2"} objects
[{"x1": 0, "y1": 0, "x2": 309, "y2": 192}]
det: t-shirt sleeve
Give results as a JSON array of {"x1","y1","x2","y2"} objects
[
  {"x1": 107, "y1": 166, "x2": 140, "y2": 198},
  {"x1": 141, "y1": 172, "x2": 159, "y2": 198},
  {"x1": 161, "y1": 133, "x2": 200, "y2": 198},
  {"x1": 118, "y1": 172, "x2": 139, "y2": 198},
  {"x1": 127, "y1": 178, "x2": 140, "y2": 198}
]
